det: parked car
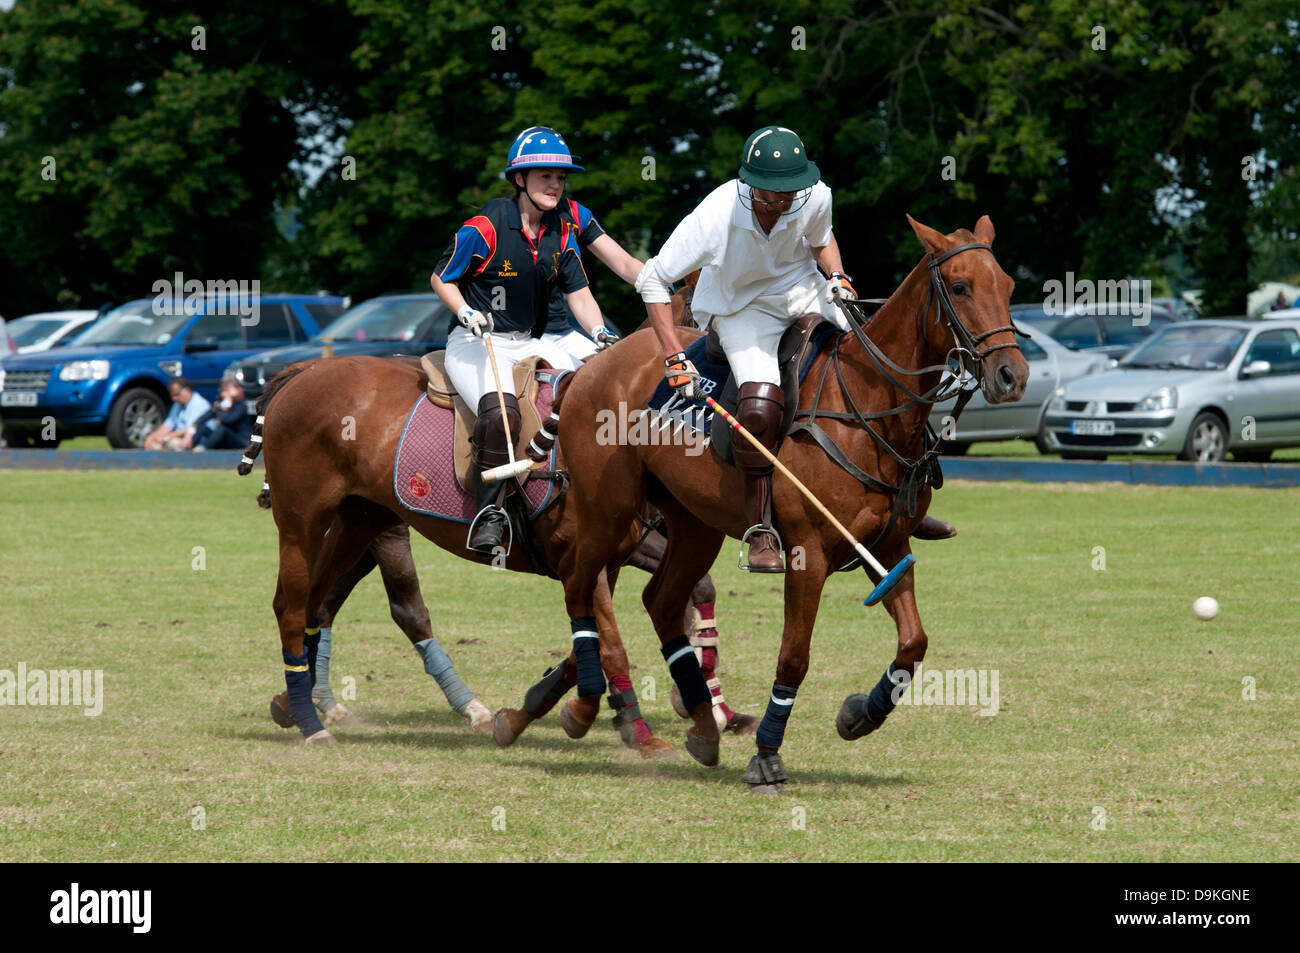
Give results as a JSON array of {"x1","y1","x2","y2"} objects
[
  {"x1": 0, "y1": 293, "x2": 345, "y2": 448},
  {"x1": 1042, "y1": 319, "x2": 1300, "y2": 462},
  {"x1": 1262, "y1": 306, "x2": 1300, "y2": 322},
  {"x1": 224, "y1": 293, "x2": 451, "y2": 407},
  {"x1": 1152, "y1": 296, "x2": 1202, "y2": 321},
  {"x1": 930, "y1": 329, "x2": 1111, "y2": 453},
  {"x1": 1042, "y1": 303, "x2": 1179, "y2": 359},
  {"x1": 5, "y1": 310, "x2": 99, "y2": 353}
]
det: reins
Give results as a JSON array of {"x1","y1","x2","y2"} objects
[{"x1": 788, "y1": 242, "x2": 1018, "y2": 566}]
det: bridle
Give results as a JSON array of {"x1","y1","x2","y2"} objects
[{"x1": 788, "y1": 241, "x2": 1020, "y2": 567}]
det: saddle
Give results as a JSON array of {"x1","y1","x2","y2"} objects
[
  {"x1": 420, "y1": 351, "x2": 548, "y2": 493},
  {"x1": 705, "y1": 313, "x2": 839, "y2": 466}
]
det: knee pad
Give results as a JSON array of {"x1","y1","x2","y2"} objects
[{"x1": 734, "y1": 382, "x2": 784, "y2": 470}]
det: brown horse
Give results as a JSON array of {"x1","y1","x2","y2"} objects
[
  {"x1": 251, "y1": 285, "x2": 757, "y2": 751},
  {"x1": 546, "y1": 215, "x2": 1030, "y2": 790}
]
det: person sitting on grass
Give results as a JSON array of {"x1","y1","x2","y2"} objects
[
  {"x1": 143, "y1": 378, "x2": 210, "y2": 451},
  {"x1": 189, "y1": 378, "x2": 252, "y2": 452}
]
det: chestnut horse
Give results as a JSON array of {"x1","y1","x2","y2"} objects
[{"x1": 547, "y1": 216, "x2": 1030, "y2": 791}]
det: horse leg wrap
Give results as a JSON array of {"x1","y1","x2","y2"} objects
[
  {"x1": 283, "y1": 648, "x2": 325, "y2": 738},
  {"x1": 866, "y1": 662, "x2": 903, "y2": 725},
  {"x1": 662, "y1": 635, "x2": 710, "y2": 713},
  {"x1": 689, "y1": 610, "x2": 738, "y2": 723},
  {"x1": 303, "y1": 628, "x2": 320, "y2": 690},
  {"x1": 523, "y1": 658, "x2": 577, "y2": 717},
  {"x1": 312, "y1": 626, "x2": 337, "y2": 713},
  {"x1": 570, "y1": 616, "x2": 605, "y2": 698},
  {"x1": 414, "y1": 637, "x2": 476, "y2": 713},
  {"x1": 608, "y1": 673, "x2": 654, "y2": 744},
  {"x1": 527, "y1": 411, "x2": 560, "y2": 463},
  {"x1": 755, "y1": 682, "x2": 797, "y2": 750}
]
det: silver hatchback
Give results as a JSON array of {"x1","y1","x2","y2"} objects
[{"x1": 1042, "y1": 320, "x2": 1300, "y2": 462}]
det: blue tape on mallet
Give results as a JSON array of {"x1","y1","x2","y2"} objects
[{"x1": 864, "y1": 553, "x2": 916, "y2": 606}]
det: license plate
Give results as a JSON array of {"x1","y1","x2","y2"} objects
[
  {"x1": 1, "y1": 392, "x2": 38, "y2": 407},
  {"x1": 1069, "y1": 419, "x2": 1115, "y2": 436}
]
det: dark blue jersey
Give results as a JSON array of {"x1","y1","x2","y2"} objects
[
  {"x1": 435, "y1": 197, "x2": 588, "y2": 337},
  {"x1": 545, "y1": 197, "x2": 607, "y2": 335}
]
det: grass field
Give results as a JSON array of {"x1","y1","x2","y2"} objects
[{"x1": 1, "y1": 469, "x2": 1296, "y2": 861}]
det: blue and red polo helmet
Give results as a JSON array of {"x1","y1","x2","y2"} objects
[{"x1": 504, "y1": 126, "x2": 584, "y2": 175}]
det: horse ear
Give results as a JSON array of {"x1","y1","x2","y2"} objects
[
  {"x1": 974, "y1": 215, "x2": 995, "y2": 245},
  {"x1": 906, "y1": 213, "x2": 948, "y2": 255}
]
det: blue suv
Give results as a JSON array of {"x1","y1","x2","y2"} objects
[{"x1": 0, "y1": 293, "x2": 345, "y2": 447}]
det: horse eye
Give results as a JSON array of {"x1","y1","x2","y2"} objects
[{"x1": 952, "y1": 282, "x2": 969, "y2": 296}]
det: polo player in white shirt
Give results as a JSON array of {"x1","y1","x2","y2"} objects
[{"x1": 635, "y1": 125, "x2": 954, "y2": 572}]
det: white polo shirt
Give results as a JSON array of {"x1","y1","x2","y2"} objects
[{"x1": 650, "y1": 179, "x2": 833, "y2": 318}]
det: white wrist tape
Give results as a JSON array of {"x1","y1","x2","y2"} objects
[{"x1": 635, "y1": 258, "x2": 672, "y2": 304}]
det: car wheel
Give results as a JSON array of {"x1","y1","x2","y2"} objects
[
  {"x1": 1034, "y1": 416, "x2": 1051, "y2": 454},
  {"x1": 1232, "y1": 449, "x2": 1272, "y2": 463},
  {"x1": 107, "y1": 387, "x2": 167, "y2": 448},
  {"x1": 1178, "y1": 411, "x2": 1228, "y2": 463}
]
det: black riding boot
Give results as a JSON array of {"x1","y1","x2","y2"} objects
[{"x1": 467, "y1": 393, "x2": 520, "y2": 555}]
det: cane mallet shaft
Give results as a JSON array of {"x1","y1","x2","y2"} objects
[
  {"x1": 704, "y1": 396, "x2": 915, "y2": 606},
  {"x1": 480, "y1": 333, "x2": 539, "y2": 483}
]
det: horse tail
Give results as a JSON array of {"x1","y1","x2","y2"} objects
[{"x1": 236, "y1": 362, "x2": 317, "y2": 508}]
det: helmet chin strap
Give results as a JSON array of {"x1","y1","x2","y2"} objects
[{"x1": 513, "y1": 172, "x2": 548, "y2": 214}]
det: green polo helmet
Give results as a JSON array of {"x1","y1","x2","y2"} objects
[{"x1": 737, "y1": 126, "x2": 819, "y2": 192}]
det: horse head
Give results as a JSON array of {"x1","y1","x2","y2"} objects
[{"x1": 906, "y1": 214, "x2": 1029, "y2": 404}]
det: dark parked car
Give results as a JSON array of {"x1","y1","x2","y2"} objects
[
  {"x1": 0, "y1": 294, "x2": 344, "y2": 447},
  {"x1": 224, "y1": 293, "x2": 451, "y2": 407}
]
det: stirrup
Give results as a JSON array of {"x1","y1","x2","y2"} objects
[
  {"x1": 466, "y1": 504, "x2": 512, "y2": 556},
  {"x1": 738, "y1": 523, "x2": 784, "y2": 572}
]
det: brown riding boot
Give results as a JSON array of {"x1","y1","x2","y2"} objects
[
  {"x1": 734, "y1": 382, "x2": 786, "y2": 573},
  {"x1": 912, "y1": 514, "x2": 957, "y2": 540}
]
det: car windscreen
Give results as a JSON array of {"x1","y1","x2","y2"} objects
[
  {"x1": 74, "y1": 303, "x2": 191, "y2": 346},
  {"x1": 1011, "y1": 310, "x2": 1060, "y2": 335},
  {"x1": 1121, "y1": 326, "x2": 1246, "y2": 371},
  {"x1": 314, "y1": 299, "x2": 448, "y2": 343},
  {"x1": 8, "y1": 318, "x2": 70, "y2": 346}
]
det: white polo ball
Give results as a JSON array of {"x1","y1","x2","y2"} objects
[{"x1": 1193, "y1": 596, "x2": 1219, "y2": 621}]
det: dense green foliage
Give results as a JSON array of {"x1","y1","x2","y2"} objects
[{"x1": 2, "y1": 1, "x2": 1296, "y2": 321}]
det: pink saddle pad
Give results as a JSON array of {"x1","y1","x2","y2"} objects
[{"x1": 393, "y1": 370, "x2": 563, "y2": 523}]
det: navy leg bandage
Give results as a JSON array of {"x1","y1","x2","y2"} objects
[
  {"x1": 662, "y1": 635, "x2": 711, "y2": 713},
  {"x1": 570, "y1": 616, "x2": 605, "y2": 697},
  {"x1": 303, "y1": 628, "x2": 320, "y2": 690},
  {"x1": 866, "y1": 662, "x2": 904, "y2": 726},
  {"x1": 415, "y1": 637, "x2": 475, "y2": 712},
  {"x1": 283, "y1": 648, "x2": 325, "y2": 738},
  {"x1": 755, "y1": 682, "x2": 798, "y2": 750}
]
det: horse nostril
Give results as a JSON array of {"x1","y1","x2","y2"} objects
[{"x1": 997, "y1": 364, "x2": 1015, "y2": 393}]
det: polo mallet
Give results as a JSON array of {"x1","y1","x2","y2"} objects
[
  {"x1": 466, "y1": 330, "x2": 516, "y2": 552},
  {"x1": 704, "y1": 396, "x2": 915, "y2": 606}
]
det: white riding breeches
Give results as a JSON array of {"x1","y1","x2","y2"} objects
[
  {"x1": 701, "y1": 274, "x2": 846, "y2": 386},
  {"x1": 443, "y1": 327, "x2": 574, "y2": 409},
  {"x1": 539, "y1": 329, "x2": 597, "y2": 370}
]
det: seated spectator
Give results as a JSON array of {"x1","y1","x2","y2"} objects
[
  {"x1": 1271, "y1": 292, "x2": 1291, "y2": 312},
  {"x1": 143, "y1": 378, "x2": 211, "y2": 450},
  {"x1": 190, "y1": 378, "x2": 252, "y2": 451}
]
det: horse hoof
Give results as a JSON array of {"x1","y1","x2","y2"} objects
[
  {"x1": 669, "y1": 683, "x2": 690, "y2": 719},
  {"x1": 463, "y1": 698, "x2": 494, "y2": 734},
  {"x1": 742, "y1": 751, "x2": 789, "y2": 788},
  {"x1": 748, "y1": 782, "x2": 785, "y2": 796},
  {"x1": 304, "y1": 729, "x2": 337, "y2": 747},
  {"x1": 560, "y1": 699, "x2": 595, "y2": 739},
  {"x1": 492, "y1": 710, "x2": 520, "y2": 748},
  {"x1": 836, "y1": 694, "x2": 880, "y2": 741},
  {"x1": 724, "y1": 712, "x2": 759, "y2": 735},
  {"x1": 270, "y1": 693, "x2": 294, "y2": 729},
  {"x1": 638, "y1": 737, "x2": 676, "y2": 760},
  {"x1": 323, "y1": 703, "x2": 360, "y2": 728},
  {"x1": 684, "y1": 731, "x2": 720, "y2": 767}
]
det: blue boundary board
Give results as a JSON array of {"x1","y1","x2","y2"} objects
[{"x1": 3, "y1": 449, "x2": 1300, "y2": 488}]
